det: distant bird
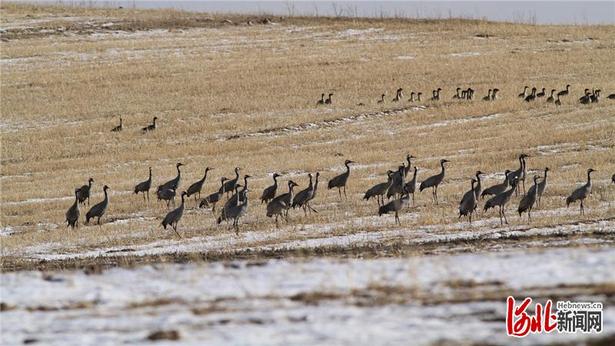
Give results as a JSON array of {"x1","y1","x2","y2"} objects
[
  {"x1": 546, "y1": 89, "x2": 556, "y2": 103},
  {"x1": 157, "y1": 188, "x2": 176, "y2": 208},
  {"x1": 465, "y1": 88, "x2": 474, "y2": 100},
  {"x1": 162, "y1": 191, "x2": 186, "y2": 238},
  {"x1": 364, "y1": 170, "x2": 394, "y2": 206},
  {"x1": 536, "y1": 167, "x2": 549, "y2": 207},
  {"x1": 186, "y1": 167, "x2": 211, "y2": 203},
  {"x1": 536, "y1": 88, "x2": 546, "y2": 98},
  {"x1": 85, "y1": 185, "x2": 109, "y2": 225},
  {"x1": 518, "y1": 175, "x2": 539, "y2": 222},
  {"x1": 481, "y1": 170, "x2": 511, "y2": 199},
  {"x1": 460, "y1": 171, "x2": 484, "y2": 214},
  {"x1": 316, "y1": 93, "x2": 325, "y2": 105},
  {"x1": 524, "y1": 87, "x2": 537, "y2": 102},
  {"x1": 554, "y1": 95, "x2": 562, "y2": 106},
  {"x1": 377, "y1": 93, "x2": 385, "y2": 104},
  {"x1": 612, "y1": 173, "x2": 615, "y2": 184},
  {"x1": 217, "y1": 185, "x2": 249, "y2": 234},
  {"x1": 65, "y1": 188, "x2": 80, "y2": 229},
  {"x1": 111, "y1": 117, "x2": 123, "y2": 132},
  {"x1": 378, "y1": 188, "x2": 410, "y2": 225},
  {"x1": 76, "y1": 177, "x2": 94, "y2": 205},
  {"x1": 608, "y1": 93, "x2": 615, "y2": 100},
  {"x1": 157, "y1": 162, "x2": 183, "y2": 193},
  {"x1": 566, "y1": 168, "x2": 595, "y2": 215},
  {"x1": 260, "y1": 173, "x2": 280, "y2": 204},
  {"x1": 579, "y1": 90, "x2": 592, "y2": 104},
  {"x1": 403, "y1": 166, "x2": 419, "y2": 205},
  {"x1": 325, "y1": 93, "x2": 333, "y2": 104},
  {"x1": 134, "y1": 167, "x2": 152, "y2": 201},
  {"x1": 392, "y1": 88, "x2": 403, "y2": 102},
  {"x1": 221, "y1": 167, "x2": 241, "y2": 196},
  {"x1": 518, "y1": 86, "x2": 529, "y2": 98},
  {"x1": 403, "y1": 154, "x2": 415, "y2": 176},
  {"x1": 430, "y1": 88, "x2": 442, "y2": 101},
  {"x1": 267, "y1": 180, "x2": 298, "y2": 227},
  {"x1": 142, "y1": 116, "x2": 158, "y2": 133},
  {"x1": 490, "y1": 88, "x2": 499, "y2": 100},
  {"x1": 453, "y1": 87, "x2": 462, "y2": 99},
  {"x1": 557, "y1": 84, "x2": 570, "y2": 97},
  {"x1": 482, "y1": 89, "x2": 492, "y2": 101},
  {"x1": 328, "y1": 159, "x2": 355, "y2": 199},
  {"x1": 293, "y1": 173, "x2": 318, "y2": 215},
  {"x1": 590, "y1": 89, "x2": 600, "y2": 103},
  {"x1": 459, "y1": 178, "x2": 478, "y2": 223},
  {"x1": 199, "y1": 177, "x2": 228, "y2": 213},
  {"x1": 409, "y1": 92, "x2": 416, "y2": 102},
  {"x1": 419, "y1": 159, "x2": 449, "y2": 204},
  {"x1": 484, "y1": 178, "x2": 518, "y2": 225},
  {"x1": 416, "y1": 92, "x2": 422, "y2": 102}
]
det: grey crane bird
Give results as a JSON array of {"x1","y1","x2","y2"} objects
[
  {"x1": 524, "y1": 87, "x2": 537, "y2": 102},
  {"x1": 157, "y1": 188, "x2": 176, "y2": 208},
  {"x1": 66, "y1": 188, "x2": 80, "y2": 229},
  {"x1": 267, "y1": 180, "x2": 298, "y2": 227},
  {"x1": 199, "y1": 177, "x2": 228, "y2": 213},
  {"x1": 293, "y1": 173, "x2": 319, "y2": 215},
  {"x1": 304, "y1": 172, "x2": 320, "y2": 213},
  {"x1": 317, "y1": 93, "x2": 325, "y2": 105},
  {"x1": 378, "y1": 188, "x2": 410, "y2": 225},
  {"x1": 518, "y1": 86, "x2": 529, "y2": 98},
  {"x1": 221, "y1": 167, "x2": 241, "y2": 196},
  {"x1": 460, "y1": 171, "x2": 484, "y2": 213},
  {"x1": 134, "y1": 167, "x2": 152, "y2": 201},
  {"x1": 325, "y1": 93, "x2": 333, "y2": 104},
  {"x1": 536, "y1": 88, "x2": 546, "y2": 98},
  {"x1": 260, "y1": 173, "x2": 280, "y2": 204},
  {"x1": 490, "y1": 88, "x2": 499, "y2": 100},
  {"x1": 566, "y1": 168, "x2": 595, "y2": 215},
  {"x1": 76, "y1": 177, "x2": 94, "y2": 205},
  {"x1": 403, "y1": 166, "x2": 419, "y2": 205},
  {"x1": 507, "y1": 154, "x2": 528, "y2": 196},
  {"x1": 328, "y1": 159, "x2": 355, "y2": 199},
  {"x1": 217, "y1": 185, "x2": 249, "y2": 234},
  {"x1": 557, "y1": 84, "x2": 570, "y2": 97},
  {"x1": 419, "y1": 159, "x2": 449, "y2": 204},
  {"x1": 364, "y1": 170, "x2": 394, "y2": 206},
  {"x1": 387, "y1": 165, "x2": 407, "y2": 199},
  {"x1": 161, "y1": 191, "x2": 186, "y2": 238},
  {"x1": 403, "y1": 154, "x2": 415, "y2": 177},
  {"x1": 546, "y1": 89, "x2": 556, "y2": 103},
  {"x1": 484, "y1": 178, "x2": 518, "y2": 225},
  {"x1": 224, "y1": 175, "x2": 251, "y2": 212},
  {"x1": 377, "y1": 93, "x2": 385, "y2": 104},
  {"x1": 536, "y1": 167, "x2": 549, "y2": 207},
  {"x1": 612, "y1": 173, "x2": 615, "y2": 184},
  {"x1": 85, "y1": 185, "x2": 109, "y2": 225},
  {"x1": 186, "y1": 167, "x2": 211, "y2": 203},
  {"x1": 481, "y1": 170, "x2": 511, "y2": 199},
  {"x1": 142, "y1": 116, "x2": 157, "y2": 133},
  {"x1": 392, "y1": 88, "x2": 403, "y2": 102},
  {"x1": 157, "y1": 162, "x2": 183, "y2": 193},
  {"x1": 608, "y1": 94, "x2": 615, "y2": 100},
  {"x1": 518, "y1": 175, "x2": 540, "y2": 222},
  {"x1": 111, "y1": 117, "x2": 123, "y2": 132},
  {"x1": 482, "y1": 89, "x2": 492, "y2": 101},
  {"x1": 459, "y1": 178, "x2": 478, "y2": 223}
]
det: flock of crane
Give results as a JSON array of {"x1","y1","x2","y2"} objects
[
  {"x1": 64, "y1": 152, "x2": 613, "y2": 237},
  {"x1": 62, "y1": 84, "x2": 615, "y2": 236}
]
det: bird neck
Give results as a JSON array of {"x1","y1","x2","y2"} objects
[
  {"x1": 314, "y1": 175, "x2": 319, "y2": 190},
  {"x1": 440, "y1": 162, "x2": 446, "y2": 173},
  {"x1": 543, "y1": 169, "x2": 548, "y2": 180},
  {"x1": 587, "y1": 171, "x2": 592, "y2": 185},
  {"x1": 345, "y1": 163, "x2": 351, "y2": 173},
  {"x1": 273, "y1": 176, "x2": 278, "y2": 186}
]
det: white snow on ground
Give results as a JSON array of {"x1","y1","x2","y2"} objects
[
  {"x1": 450, "y1": 51, "x2": 481, "y2": 57},
  {"x1": 1, "y1": 247, "x2": 613, "y2": 345}
]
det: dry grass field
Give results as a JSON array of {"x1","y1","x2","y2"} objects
[{"x1": 1, "y1": 3, "x2": 615, "y2": 345}]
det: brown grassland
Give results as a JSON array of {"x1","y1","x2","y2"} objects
[{"x1": 1, "y1": 3, "x2": 614, "y2": 271}]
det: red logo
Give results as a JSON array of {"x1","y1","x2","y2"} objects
[{"x1": 506, "y1": 296, "x2": 557, "y2": 337}]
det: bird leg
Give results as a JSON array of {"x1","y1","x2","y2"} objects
[
  {"x1": 395, "y1": 211, "x2": 400, "y2": 225},
  {"x1": 172, "y1": 224, "x2": 182, "y2": 239},
  {"x1": 343, "y1": 186, "x2": 348, "y2": 200},
  {"x1": 503, "y1": 207, "x2": 508, "y2": 224},
  {"x1": 580, "y1": 200, "x2": 584, "y2": 215},
  {"x1": 338, "y1": 188, "x2": 342, "y2": 199}
]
